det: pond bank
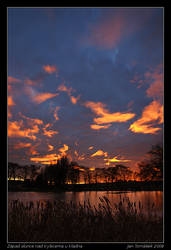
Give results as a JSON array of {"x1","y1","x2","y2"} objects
[{"x1": 8, "y1": 181, "x2": 163, "y2": 192}]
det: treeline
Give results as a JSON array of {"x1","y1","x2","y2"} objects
[{"x1": 8, "y1": 144, "x2": 163, "y2": 185}]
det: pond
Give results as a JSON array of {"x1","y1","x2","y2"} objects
[{"x1": 8, "y1": 190, "x2": 163, "y2": 217}]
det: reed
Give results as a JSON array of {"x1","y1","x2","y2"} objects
[{"x1": 8, "y1": 196, "x2": 163, "y2": 242}]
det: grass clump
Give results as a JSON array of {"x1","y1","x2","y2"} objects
[{"x1": 8, "y1": 196, "x2": 163, "y2": 242}]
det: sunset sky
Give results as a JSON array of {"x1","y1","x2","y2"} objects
[{"x1": 8, "y1": 7, "x2": 164, "y2": 170}]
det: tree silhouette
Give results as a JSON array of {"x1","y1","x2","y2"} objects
[
  {"x1": 115, "y1": 165, "x2": 131, "y2": 181},
  {"x1": 8, "y1": 162, "x2": 20, "y2": 180},
  {"x1": 138, "y1": 144, "x2": 163, "y2": 181},
  {"x1": 30, "y1": 164, "x2": 39, "y2": 182},
  {"x1": 42, "y1": 156, "x2": 79, "y2": 185},
  {"x1": 68, "y1": 161, "x2": 80, "y2": 184},
  {"x1": 108, "y1": 167, "x2": 118, "y2": 183}
]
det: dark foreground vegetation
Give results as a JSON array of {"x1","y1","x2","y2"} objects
[{"x1": 8, "y1": 196, "x2": 163, "y2": 242}]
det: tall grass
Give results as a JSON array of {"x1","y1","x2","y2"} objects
[{"x1": 8, "y1": 196, "x2": 163, "y2": 242}]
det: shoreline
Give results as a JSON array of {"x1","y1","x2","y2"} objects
[{"x1": 8, "y1": 181, "x2": 163, "y2": 193}]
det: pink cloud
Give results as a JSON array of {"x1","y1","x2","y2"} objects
[
  {"x1": 145, "y1": 64, "x2": 163, "y2": 100},
  {"x1": 86, "y1": 13, "x2": 126, "y2": 49},
  {"x1": 83, "y1": 10, "x2": 151, "y2": 49},
  {"x1": 24, "y1": 78, "x2": 37, "y2": 86}
]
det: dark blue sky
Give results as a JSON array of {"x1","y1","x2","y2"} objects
[{"x1": 8, "y1": 7, "x2": 163, "y2": 170}]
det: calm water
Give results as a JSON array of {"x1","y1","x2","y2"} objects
[{"x1": 8, "y1": 191, "x2": 163, "y2": 217}]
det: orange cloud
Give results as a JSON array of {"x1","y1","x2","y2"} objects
[
  {"x1": 43, "y1": 65, "x2": 58, "y2": 74},
  {"x1": 32, "y1": 92, "x2": 59, "y2": 104},
  {"x1": 129, "y1": 100, "x2": 163, "y2": 134},
  {"x1": 14, "y1": 142, "x2": 32, "y2": 150},
  {"x1": 48, "y1": 145, "x2": 54, "y2": 151},
  {"x1": 74, "y1": 150, "x2": 79, "y2": 157},
  {"x1": 90, "y1": 124, "x2": 112, "y2": 130},
  {"x1": 42, "y1": 123, "x2": 59, "y2": 138},
  {"x1": 27, "y1": 143, "x2": 40, "y2": 155},
  {"x1": 8, "y1": 76, "x2": 21, "y2": 84},
  {"x1": 29, "y1": 149, "x2": 38, "y2": 155},
  {"x1": 57, "y1": 83, "x2": 73, "y2": 95},
  {"x1": 91, "y1": 150, "x2": 108, "y2": 158},
  {"x1": 70, "y1": 95, "x2": 80, "y2": 104},
  {"x1": 8, "y1": 120, "x2": 39, "y2": 140},
  {"x1": 57, "y1": 83, "x2": 80, "y2": 105},
  {"x1": 84, "y1": 101, "x2": 135, "y2": 127},
  {"x1": 30, "y1": 153, "x2": 61, "y2": 165},
  {"x1": 19, "y1": 112, "x2": 44, "y2": 125},
  {"x1": 43, "y1": 129, "x2": 58, "y2": 138},
  {"x1": 88, "y1": 146, "x2": 94, "y2": 150},
  {"x1": 89, "y1": 168, "x2": 95, "y2": 171},
  {"x1": 8, "y1": 96, "x2": 15, "y2": 118},
  {"x1": 8, "y1": 96, "x2": 15, "y2": 107},
  {"x1": 104, "y1": 155, "x2": 131, "y2": 163},
  {"x1": 78, "y1": 154, "x2": 85, "y2": 161},
  {"x1": 54, "y1": 106, "x2": 60, "y2": 121},
  {"x1": 59, "y1": 144, "x2": 69, "y2": 155}
]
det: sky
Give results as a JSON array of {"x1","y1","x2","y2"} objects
[{"x1": 8, "y1": 7, "x2": 164, "y2": 171}]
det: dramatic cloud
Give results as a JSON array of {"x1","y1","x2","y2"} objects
[
  {"x1": 30, "y1": 153, "x2": 61, "y2": 165},
  {"x1": 30, "y1": 144, "x2": 69, "y2": 165},
  {"x1": 8, "y1": 120, "x2": 39, "y2": 140},
  {"x1": 84, "y1": 101, "x2": 135, "y2": 128},
  {"x1": 91, "y1": 150, "x2": 108, "y2": 158},
  {"x1": 129, "y1": 100, "x2": 163, "y2": 134},
  {"x1": 43, "y1": 65, "x2": 58, "y2": 75}
]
